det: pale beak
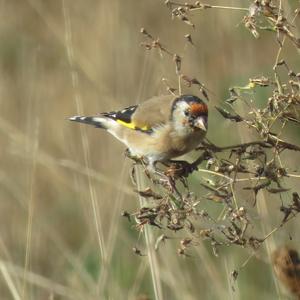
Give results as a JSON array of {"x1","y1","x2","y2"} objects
[{"x1": 194, "y1": 117, "x2": 207, "y2": 131}]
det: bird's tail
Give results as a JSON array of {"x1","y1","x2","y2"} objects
[{"x1": 69, "y1": 115, "x2": 108, "y2": 129}]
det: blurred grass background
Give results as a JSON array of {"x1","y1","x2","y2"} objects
[{"x1": 0, "y1": 0, "x2": 299, "y2": 299}]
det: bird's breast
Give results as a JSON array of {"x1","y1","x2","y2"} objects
[
  {"x1": 169, "y1": 129, "x2": 205, "y2": 155},
  {"x1": 125, "y1": 125, "x2": 205, "y2": 162}
]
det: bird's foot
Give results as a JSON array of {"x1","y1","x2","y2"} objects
[
  {"x1": 150, "y1": 176, "x2": 177, "y2": 194},
  {"x1": 124, "y1": 149, "x2": 143, "y2": 164},
  {"x1": 164, "y1": 160, "x2": 197, "y2": 179}
]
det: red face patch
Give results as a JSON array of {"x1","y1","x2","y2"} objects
[{"x1": 190, "y1": 103, "x2": 208, "y2": 116}]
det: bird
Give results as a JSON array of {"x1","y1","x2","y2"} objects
[{"x1": 69, "y1": 94, "x2": 208, "y2": 171}]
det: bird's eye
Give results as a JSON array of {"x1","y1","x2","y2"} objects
[{"x1": 184, "y1": 110, "x2": 189, "y2": 116}]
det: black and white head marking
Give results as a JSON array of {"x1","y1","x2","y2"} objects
[{"x1": 170, "y1": 95, "x2": 208, "y2": 132}]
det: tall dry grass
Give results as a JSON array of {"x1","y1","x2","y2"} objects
[{"x1": 0, "y1": 0, "x2": 299, "y2": 299}]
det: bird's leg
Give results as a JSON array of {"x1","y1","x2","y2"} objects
[
  {"x1": 164, "y1": 160, "x2": 198, "y2": 178},
  {"x1": 163, "y1": 151, "x2": 211, "y2": 180},
  {"x1": 128, "y1": 157, "x2": 183, "y2": 197},
  {"x1": 142, "y1": 160, "x2": 179, "y2": 193},
  {"x1": 159, "y1": 171, "x2": 185, "y2": 203},
  {"x1": 125, "y1": 149, "x2": 159, "y2": 183},
  {"x1": 134, "y1": 159, "x2": 169, "y2": 186},
  {"x1": 124, "y1": 148, "x2": 143, "y2": 164}
]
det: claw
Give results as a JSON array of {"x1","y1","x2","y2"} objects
[{"x1": 165, "y1": 160, "x2": 197, "y2": 179}]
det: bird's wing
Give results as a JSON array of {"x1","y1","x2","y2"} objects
[
  {"x1": 103, "y1": 95, "x2": 175, "y2": 132},
  {"x1": 131, "y1": 95, "x2": 175, "y2": 129},
  {"x1": 102, "y1": 105, "x2": 139, "y2": 129}
]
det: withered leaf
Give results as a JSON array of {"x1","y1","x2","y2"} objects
[
  {"x1": 267, "y1": 188, "x2": 290, "y2": 194},
  {"x1": 135, "y1": 187, "x2": 163, "y2": 200}
]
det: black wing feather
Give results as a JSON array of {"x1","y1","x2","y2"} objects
[{"x1": 102, "y1": 105, "x2": 138, "y2": 124}]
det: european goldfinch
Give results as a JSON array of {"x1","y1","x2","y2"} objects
[{"x1": 69, "y1": 94, "x2": 208, "y2": 169}]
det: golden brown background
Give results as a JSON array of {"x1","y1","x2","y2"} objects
[{"x1": 0, "y1": 0, "x2": 299, "y2": 299}]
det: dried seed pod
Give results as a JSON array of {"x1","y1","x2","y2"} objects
[
  {"x1": 180, "y1": 238, "x2": 192, "y2": 248},
  {"x1": 132, "y1": 247, "x2": 145, "y2": 256},
  {"x1": 184, "y1": 33, "x2": 194, "y2": 45}
]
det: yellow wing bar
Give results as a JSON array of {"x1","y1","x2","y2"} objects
[{"x1": 116, "y1": 119, "x2": 150, "y2": 132}]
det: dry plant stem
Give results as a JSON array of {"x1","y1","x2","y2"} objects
[
  {"x1": 237, "y1": 199, "x2": 300, "y2": 285},
  {"x1": 273, "y1": 7, "x2": 299, "y2": 93},
  {"x1": 262, "y1": 211, "x2": 300, "y2": 243},
  {"x1": 224, "y1": 258, "x2": 240, "y2": 298},
  {"x1": 234, "y1": 174, "x2": 300, "y2": 182},
  {"x1": 22, "y1": 119, "x2": 39, "y2": 299},
  {"x1": 191, "y1": 6, "x2": 249, "y2": 12},
  {"x1": 235, "y1": 44, "x2": 297, "y2": 293},
  {"x1": 168, "y1": 1, "x2": 248, "y2": 11},
  {"x1": 137, "y1": 0, "x2": 300, "y2": 297},
  {"x1": 178, "y1": 74, "x2": 182, "y2": 95},
  {"x1": 253, "y1": 11, "x2": 300, "y2": 295},
  {"x1": 0, "y1": 262, "x2": 21, "y2": 300},
  {"x1": 182, "y1": 231, "x2": 227, "y2": 296},
  {"x1": 257, "y1": 192, "x2": 283, "y2": 298},
  {"x1": 197, "y1": 169, "x2": 233, "y2": 182},
  {"x1": 1, "y1": 260, "x2": 89, "y2": 300},
  {"x1": 132, "y1": 50, "x2": 164, "y2": 299},
  {"x1": 200, "y1": 139, "x2": 300, "y2": 153},
  {"x1": 234, "y1": 97, "x2": 281, "y2": 296},
  {"x1": 240, "y1": 252, "x2": 256, "y2": 270},
  {"x1": 26, "y1": 0, "x2": 121, "y2": 107},
  {"x1": 135, "y1": 166, "x2": 163, "y2": 300},
  {"x1": 97, "y1": 164, "x2": 128, "y2": 293},
  {"x1": 0, "y1": 235, "x2": 24, "y2": 293},
  {"x1": 128, "y1": 261, "x2": 148, "y2": 300},
  {"x1": 0, "y1": 142, "x2": 97, "y2": 294},
  {"x1": 16, "y1": 177, "x2": 97, "y2": 292},
  {"x1": 0, "y1": 116, "x2": 134, "y2": 195},
  {"x1": 62, "y1": 0, "x2": 107, "y2": 271}
]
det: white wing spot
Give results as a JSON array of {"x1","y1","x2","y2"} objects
[{"x1": 92, "y1": 117, "x2": 105, "y2": 122}]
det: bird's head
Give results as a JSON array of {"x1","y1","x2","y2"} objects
[{"x1": 171, "y1": 95, "x2": 208, "y2": 134}]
